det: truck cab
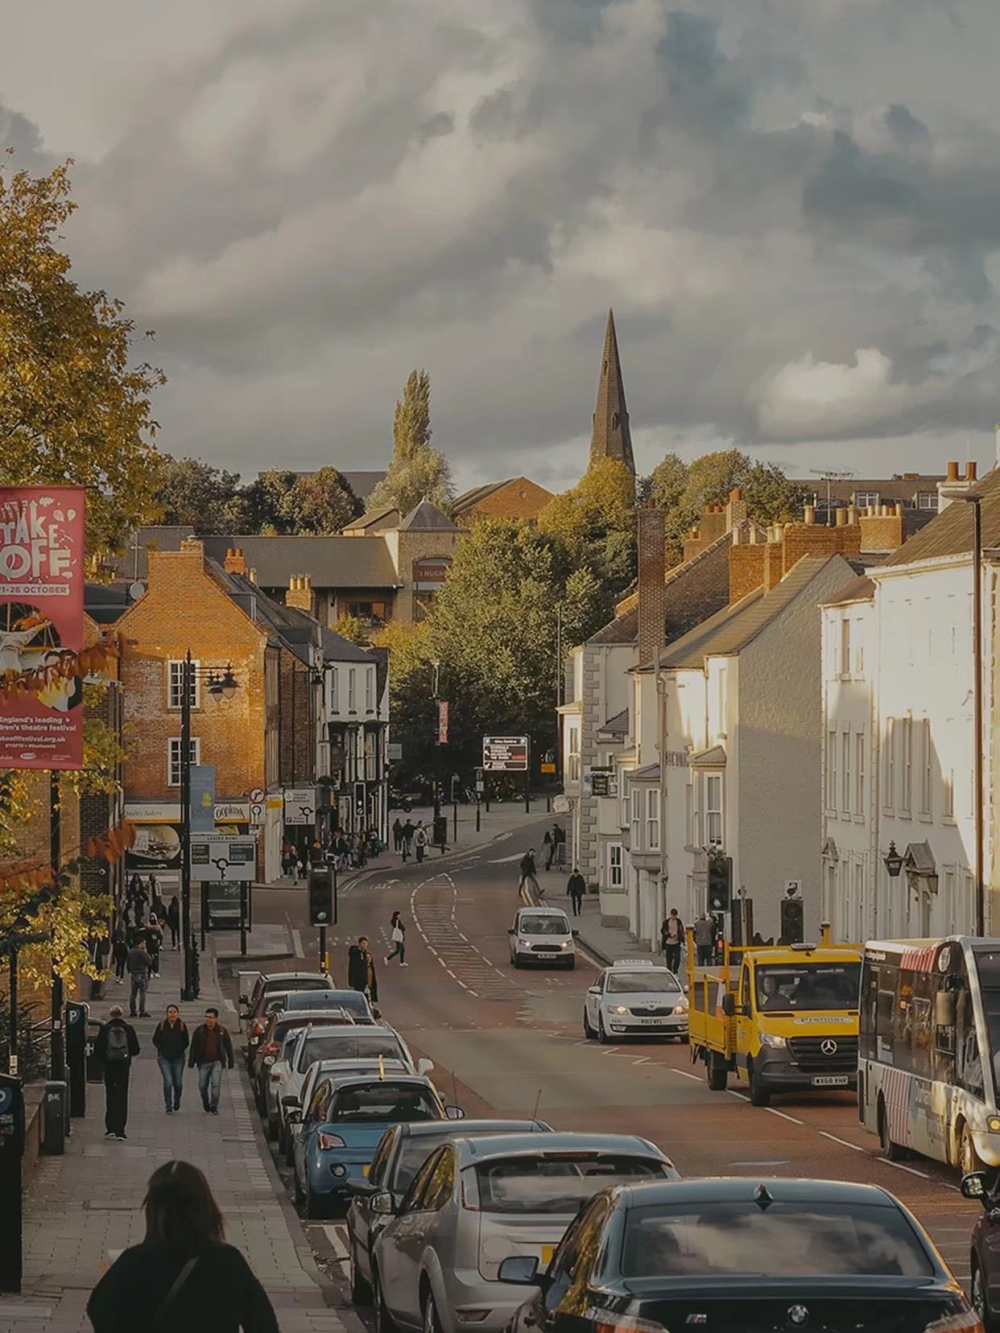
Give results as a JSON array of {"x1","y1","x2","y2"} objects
[{"x1": 688, "y1": 934, "x2": 862, "y2": 1107}]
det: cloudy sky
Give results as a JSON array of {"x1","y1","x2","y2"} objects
[{"x1": 4, "y1": 0, "x2": 1000, "y2": 492}]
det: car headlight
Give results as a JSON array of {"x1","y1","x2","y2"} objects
[
  {"x1": 673, "y1": 1002, "x2": 688, "y2": 1015},
  {"x1": 560, "y1": 940, "x2": 571, "y2": 949},
  {"x1": 611, "y1": 1005, "x2": 630, "y2": 1015},
  {"x1": 519, "y1": 938, "x2": 531, "y2": 948},
  {"x1": 760, "y1": 1032, "x2": 786, "y2": 1048}
]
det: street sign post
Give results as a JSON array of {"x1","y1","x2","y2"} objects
[
  {"x1": 482, "y1": 736, "x2": 528, "y2": 771},
  {"x1": 283, "y1": 787, "x2": 316, "y2": 826},
  {"x1": 189, "y1": 833, "x2": 258, "y2": 882}
]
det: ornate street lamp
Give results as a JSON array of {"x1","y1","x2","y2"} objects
[{"x1": 883, "y1": 841, "x2": 904, "y2": 879}]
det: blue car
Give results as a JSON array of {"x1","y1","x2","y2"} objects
[{"x1": 293, "y1": 1072, "x2": 464, "y2": 1218}]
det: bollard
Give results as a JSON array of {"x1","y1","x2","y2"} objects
[
  {"x1": 476, "y1": 804, "x2": 481, "y2": 833},
  {"x1": 42, "y1": 1080, "x2": 67, "y2": 1156}
]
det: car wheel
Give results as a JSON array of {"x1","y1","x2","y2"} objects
[
  {"x1": 973, "y1": 1257, "x2": 996, "y2": 1332},
  {"x1": 565, "y1": 958, "x2": 576, "y2": 970},
  {"x1": 583, "y1": 1008, "x2": 595, "y2": 1039},
  {"x1": 512, "y1": 954, "x2": 522, "y2": 969},
  {"x1": 423, "y1": 1285, "x2": 441, "y2": 1333},
  {"x1": 266, "y1": 1113, "x2": 279, "y2": 1142},
  {"x1": 349, "y1": 1239, "x2": 372, "y2": 1305},
  {"x1": 598, "y1": 1014, "x2": 612, "y2": 1044},
  {"x1": 373, "y1": 1267, "x2": 397, "y2": 1333},
  {"x1": 878, "y1": 1097, "x2": 905, "y2": 1162},
  {"x1": 748, "y1": 1060, "x2": 771, "y2": 1107},
  {"x1": 293, "y1": 1167, "x2": 305, "y2": 1208}
]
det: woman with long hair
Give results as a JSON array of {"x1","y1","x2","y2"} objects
[{"x1": 87, "y1": 1160, "x2": 278, "y2": 1332}]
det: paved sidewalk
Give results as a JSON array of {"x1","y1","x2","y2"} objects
[{"x1": 0, "y1": 946, "x2": 345, "y2": 1333}]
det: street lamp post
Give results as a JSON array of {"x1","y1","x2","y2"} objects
[
  {"x1": 957, "y1": 493, "x2": 985, "y2": 936},
  {"x1": 431, "y1": 659, "x2": 441, "y2": 820}
]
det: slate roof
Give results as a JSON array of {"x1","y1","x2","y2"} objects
[
  {"x1": 660, "y1": 555, "x2": 835, "y2": 670},
  {"x1": 689, "y1": 745, "x2": 727, "y2": 766},
  {"x1": 340, "y1": 470, "x2": 387, "y2": 501},
  {"x1": 345, "y1": 506, "x2": 400, "y2": 532},
  {"x1": 822, "y1": 574, "x2": 876, "y2": 607},
  {"x1": 199, "y1": 535, "x2": 400, "y2": 589},
  {"x1": 589, "y1": 532, "x2": 732, "y2": 646},
  {"x1": 880, "y1": 466, "x2": 1000, "y2": 568},
  {"x1": 452, "y1": 481, "x2": 510, "y2": 514},
  {"x1": 599, "y1": 709, "x2": 629, "y2": 736},
  {"x1": 84, "y1": 583, "x2": 133, "y2": 624},
  {"x1": 398, "y1": 500, "x2": 459, "y2": 532},
  {"x1": 105, "y1": 526, "x2": 195, "y2": 580},
  {"x1": 630, "y1": 762, "x2": 660, "y2": 781},
  {"x1": 214, "y1": 567, "x2": 376, "y2": 664}
]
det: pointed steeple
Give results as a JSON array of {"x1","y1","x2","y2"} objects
[{"x1": 589, "y1": 309, "x2": 635, "y2": 476}]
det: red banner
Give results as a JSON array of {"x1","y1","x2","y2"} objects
[
  {"x1": 0, "y1": 486, "x2": 87, "y2": 769},
  {"x1": 438, "y1": 699, "x2": 449, "y2": 745}
]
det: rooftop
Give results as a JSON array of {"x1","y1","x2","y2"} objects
[
  {"x1": 880, "y1": 465, "x2": 1000, "y2": 568},
  {"x1": 200, "y1": 535, "x2": 400, "y2": 589},
  {"x1": 822, "y1": 574, "x2": 876, "y2": 607},
  {"x1": 398, "y1": 500, "x2": 460, "y2": 532}
]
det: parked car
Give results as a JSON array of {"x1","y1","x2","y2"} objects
[
  {"x1": 241, "y1": 971, "x2": 336, "y2": 1071},
  {"x1": 497, "y1": 1177, "x2": 972, "y2": 1333},
  {"x1": 370, "y1": 1133, "x2": 676, "y2": 1333},
  {"x1": 283, "y1": 1057, "x2": 411, "y2": 1163},
  {"x1": 963, "y1": 1170, "x2": 1000, "y2": 1329},
  {"x1": 508, "y1": 907, "x2": 576, "y2": 970},
  {"x1": 292, "y1": 1071, "x2": 461, "y2": 1218},
  {"x1": 346, "y1": 1119, "x2": 553, "y2": 1305},
  {"x1": 253, "y1": 1008, "x2": 355, "y2": 1133}
]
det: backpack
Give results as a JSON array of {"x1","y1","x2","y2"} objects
[{"x1": 105, "y1": 1024, "x2": 130, "y2": 1063}]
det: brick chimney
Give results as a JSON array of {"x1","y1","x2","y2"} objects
[
  {"x1": 179, "y1": 537, "x2": 204, "y2": 556},
  {"x1": 937, "y1": 460, "x2": 974, "y2": 513},
  {"x1": 725, "y1": 487, "x2": 748, "y2": 533},
  {"x1": 285, "y1": 574, "x2": 316, "y2": 616},
  {"x1": 224, "y1": 546, "x2": 246, "y2": 575},
  {"x1": 637, "y1": 507, "x2": 666, "y2": 667},
  {"x1": 859, "y1": 503, "x2": 904, "y2": 553}
]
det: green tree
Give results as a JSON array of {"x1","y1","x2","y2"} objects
[
  {"x1": 158, "y1": 456, "x2": 242, "y2": 532},
  {"x1": 0, "y1": 157, "x2": 165, "y2": 557},
  {"x1": 645, "y1": 452, "x2": 688, "y2": 512},
  {"x1": 368, "y1": 370, "x2": 453, "y2": 517},
  {"x1": 293, "y1": 467, "x2": 361, "y2": 534},
  {"x1": 224, "y1": 469, "x2": 299, "y2": 533},
  {"x1": 537, "y1": 458, "x2": 637, "y2": 600}
]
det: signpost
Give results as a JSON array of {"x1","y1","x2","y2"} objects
[
  {"x1": 189, "y1": 833, "x2": 258, "y2": 881},
  {"x1": 482, "y1": 735, "x2": 530, "y2": 812},
  {"x1": 284, "y1": 787, "x2": 316, "y2": 826}
]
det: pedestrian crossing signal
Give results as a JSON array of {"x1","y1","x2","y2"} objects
[
  {"x1": 780, "y1": 892, "x2": 804, "y2": 945},
  {"x1": 308, "y1": 867, "x2": 334, "y2": 926}
]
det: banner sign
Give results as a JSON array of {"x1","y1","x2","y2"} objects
[
  {"x1": 483, "y1": 736, "x2": 528, "y2": 771},
  {"x1": 0, "y1": 486, "x2": 86, "y2": 769},
  {"x1": 190, "y1": 765, "x2": 216, "y2": 833},
  {"x1": 438, "y1": 700, "x2": 449, "y2": 745}
]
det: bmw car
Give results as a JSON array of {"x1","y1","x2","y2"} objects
[
  {"x1": 583, "y1": 960, "x2": 688, "y2": 1042},
  {"x1": 496, "y1": 1176, "x2": 975, "y2": 1333}
]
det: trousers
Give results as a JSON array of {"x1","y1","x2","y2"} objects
[
  {"x1": 159, "y1": 1054, "x2": 184, "y2": 1110},
  {"x1": 129, "y1": 973, "x2": 149, "y2": 1016},
  {"x1": 104, "y1": 1063, "x2": 130, "y2": 1136},
  {"x1": 198, "y1": 1061, "x2": 223, "y2": 1110}
]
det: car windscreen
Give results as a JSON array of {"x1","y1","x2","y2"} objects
[
  {"x1": 274, "y1": 1015, "x2": 343, "y2": 1046},
  {"x1": 329, "y1": 1082, "x2": 440, "y2": 1123},
  {"x1": 475, "y1": 1154, "x2": 664, "y2": 1214},
  {"x1": 520, "y1": 916, "x2": 569, "y2": 936},
  {"x1": 265, "y1": 977, "x2": 329, "y2": 994},
  {"x1": 756, "y1": 963, "x2": 860, "y2": 1012},
  {"x1": 621, "y1": 1201, "x2": 933, "y2": 1277},
  {"x1": 298, "y1": 1034, "x2": 404, "y2": 1073},
  {"x1": 285, "y1": 990, "x2": 351, "y2": 1011},
  {"x1": 607, "y1": 972, "x2": 681, "y2": 994}
]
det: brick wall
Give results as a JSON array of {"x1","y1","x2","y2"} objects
[
  {"x1": 664, "y1": 537, "x2": 731, "y2": 639},
  {"x1": 858, "y1": 512, "x2": 904, "y2": 551},
  {"x1": 116, "y1": 545, "x2": 269, "y2": 803},
  {"x1": 277, "y1": 645, "x2": 316, "y2": 786},
  {"x1": 637, "y1": 509, "x2": 665, "y2": 666},
  {"x1": 456, "y1": 478, "x2": 553, "y2": 524},
  {"x1": 729, "y1": 544, "x2": 766, "y2": 602}
]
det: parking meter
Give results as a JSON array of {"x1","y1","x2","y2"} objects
[
  {"x1": 0, "y1": 1074, "x2": 24, "y2": 1292},
  {"x1": 66, "y1": 1002, "x2": 88, "y2": 1117}
]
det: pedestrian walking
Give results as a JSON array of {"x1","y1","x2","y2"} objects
[
  {"x1": 542, "y1": 829, "x2": 554, "y2": 872},
  {"x1": 111, "y1": 927, "x2": 128, "y2": 984},
  {"x1": 413, "y1": 821, "x2": 427, "y2": 863},
  {"x1": 385, "y1": 911, "x2": 407, "y2": 966},
  {"x1": 661, "y1": 908, "x2": 684, "y2": 975},
  {"x1": 144, "y1": 914, "x2": 163, "y2": 976},
  {"x1": 127, "y1": 939, "x2": 153, "y2": 1017},
  {"x1": 94, "y1": 1004, "x2": 140, "y2": 1140},
  {"x1": 402, "y1": 818, "x2": 415, "y2": 861},
  {"x1": 694, "y1": 914, "x2": 715, "y2": 967},
  {"x1": 519, "y1": 849, "x2": 542, "y2": 898},
  {"x1": 567, "y1": 867, "x2": 585, "y2": 916},
  {"x1": 188, "y1": 1008, "x2": 235, "y2": 1115},
  {"x1": 86, "y1": 1159, "x2": 280, "y2": 1333},
  {"x1": 392, "y1": 817, "x2": 403, "y2": 853},
  {"x1": 153, "y1": 1004, "x2": 189, "y2": 1114},
  {"x1": 348, "y1": 936, "x2": 379, "y2": 1003},
  {"x1": 553, "y1": 823, "x2": 567, "y2": 869},
  {"x1": 167, "y1": 895, "x2": 180, "y2": 948}
]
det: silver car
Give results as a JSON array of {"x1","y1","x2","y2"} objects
[
  {"x1": 370, "y1": 1132, "x2": 677, "y2": 1333},
  {"x1": 508, "y1": 907, "x2": 576, "y2": 969}
]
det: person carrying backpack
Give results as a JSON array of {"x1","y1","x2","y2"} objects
[
  {"x1": 127, "y1": 940, "x2": 153, "y2": 1017},
  {"x1": 94, "y1": 1004, "x2": 140, "y2": 1140}
]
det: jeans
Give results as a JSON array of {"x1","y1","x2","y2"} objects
[
  {"x1": 104, "y1": 1063, "x2": 130, "y2": 1136},
  {"x1": 387, "y1": 940, "x2": 406, "y2": 963},
  {"x1": 197, "y1": 1061, "x2": 223, "y2": 1110},
  {"x1": 415, "y1": 844, "x2": 424, "y2": 862},
  {"x1": 159, "y1": 1055, "x2": 184, "y2": 1110},
  {"x1": 114, "y1": 954, "x2": 127, "y2": 980},
  {"x1": 569, "y1": 893, "x2": 583, "y2": 917},
  {"x1": 697, "y1": 944, "x2": 714, "y2": 967},
  {"x1": 169, "y1": 924, "x2": 179, "y2": 948},
  {"x1": 129, "y1": 973, "x2": 149, "y2": 1016},
  {"x1": 664, "y1": 943, "x2": 681, "y2": 974}
]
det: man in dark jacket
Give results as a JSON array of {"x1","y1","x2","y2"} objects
[
  {"x1": 152, "y1": 1004, "x2": 189, "y2": 1113},
  {"x1": 126, "y1": 941, "x2": 153, "y2": 1018},
  {"x1": 567, "y1": 868, "x2": 586, "y2": 916},
  {"x1": 94, "y1": 1005, "x2": 140, "y2": 1140},
  {"x1": 189, "y1": 1008, "x2": 235, "y2": 1114},
  {"x1": 518, "y1": 850, "x2": 541, "y2": 898},
  {"x1": 348, "y1": 937, "x2": 379, "y2": 1003}
]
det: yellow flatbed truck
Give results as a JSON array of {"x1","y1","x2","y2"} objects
[{"x1": 687, "y1": 928, "x2": 863, "y2": 1107}]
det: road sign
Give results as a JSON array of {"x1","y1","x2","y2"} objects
[
  {"x1": 386, "y1": 743, "x2": 402, "y2": 762},
  {"x1": 249, "y1": 801, "x2": 265, "y2": 826},
  {"x1": 284, "y1": 787, "x2": 316, "y2": 825},
  {"x1": 784, "y1": 879, "x2": 801, "y2": 895},
  {"x1": 483, "y1": 736, "x2": 528, "y2": 771},
  {"x1": 553, "y1": 795, "x2": 570, "y2": 814},
  {"x1": 189, "y1": 833, "x2": 258, "y2": 883},
  {"x1": 249, "y1": 787, "x2": 265, "y2": 803},
  {"x1": 540, "y1": 762, "x2": 556, "y2": 775}
]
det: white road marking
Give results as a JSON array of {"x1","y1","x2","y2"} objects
[
  {"x1": 879, "y1": 1158, "x2": 931, "y2": 1179},
  {"x1": 321, "y1": 1224, "x2": 350, "y2": 1262},
  {"x1": 669, "y1": 1068, "x2": 702, "y2": 1082},
  {"x1": 291, "y1": 929, "x2": 304, "y2": 958},
  {"x1": 819, "y1": 1131, "x2": 866, "y2": 1154},
  {"x1": 765, "y1": 1107, "x2": 804, "y2": 1126}
]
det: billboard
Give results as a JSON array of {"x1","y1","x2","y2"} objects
[
  {"x1": 0, "y1": 486, "x2": 86, "y2": 769},
  {"x1": 483, "y1": 736, "x2": 528, "y2": 771}
]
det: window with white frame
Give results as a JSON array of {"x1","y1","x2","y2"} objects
[
  {"x1": 608, "y1": 843, "x2": 624, "y2": 889},
  {"x1": 685, "y1": 782, "x2": 695, "y2": 848},
  {"x1": 826, "y1": 729, "x2": 838, "y2": 811},
  {"x1": 900, "y1": 717, "x2": 912, "y2": 812},
  {"x1": 856, "y1": 491, "x2": 880, "y2": 508},
  {"x1": 943, "y1": 767, "x2": 955, "y2": 819},
  {"x1": 920, "y1": 719, "x2": 932, "y2": 816},
  {"x1": 168, "y1": 737, "x2": 200, "y2": 787},
  {"x1": 852, "y1": 860, "x2": 864, "y2": 930},
  {"x1": 330, "y1": 666, "x2": 339, "y2": 713},
  {"x1": 917, "y1": 491, "x2": 937, "y2": 510},
  {"x1": 841, "y1": 730, "x2": 851, "y2": 813},
  {"x1": 854, "y1": 625, "x2": 864, "y2": 675},
  {"x1": 646, "y1": 788, "x2": 660, "y2": 850},
  {"x1": 567, "y1": 726, "x2": 581, "y2": 782},
  {"x1": 631, "y1": 787, "x2": 642, "y2": 849},
  {"x1": 620, "y1": 784, "x2": 630, "y2": 831},
  {"x1": 705, "y1": 773, "x2": 722, "y2": 847},
  {"x1": 840, "y1": 618, "x2": 851, "y2": 679},
  {"x1": 365, "y1": 668, "x2": 374, "y2": 713},
  {"x1": 855, "y1": 731, "x2": 865, "y2": 817},
  {"x1": 884, "y1": 718, "x2": 895, "y2": 811},
  {"x1": 167, "y1": 659, "x2": 199, "y2": 710},
  {"x1": 348, "y1": 668, "x2": 357, "y2": 712}
]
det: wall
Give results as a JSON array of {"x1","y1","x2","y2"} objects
[
  {"x1": 455, "y1": 478, "x2": 553, "y2": 524},
  {"x1": 576, "y1": 640, "x2": 637, "y2": 885},
  {"x1": 278, "y1": 646, "x2": 316, "y2": 787}
]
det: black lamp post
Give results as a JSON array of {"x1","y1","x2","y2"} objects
[
  {"x1": 883, "y1": 841, "x2": 905, "y2": 879},
  {"x1": 956, "y1": 492, "x2": 985, "y2": 936}
]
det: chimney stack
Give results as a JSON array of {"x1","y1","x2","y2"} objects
[
  {"x1": 938, "y1": 460, "x2": 974, "y2": 513},
  {"x1": 638, "y1": 507, "x2": 666, "y2": 668},
  {"x1": 946, "y1": 460, "x2": 960, "y2": 481},
  {"x1": 285, "y1": 574, "x2": 316, "y2": 616},
  {"x1": 803, "y1": 504, "x2": 815, "y2": 526},
  {"x1": 224, "y1": 546, "x2": 246, "y2": 575},
  {"x1": 966, "y1": 461, "x2": 978, "y2": 481}
]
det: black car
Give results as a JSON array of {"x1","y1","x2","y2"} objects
[
  {"x1": 345, "y1": 1118, "x2": 552, "y2": 1305},
  {"x1": 497, "y1": 1177, "x2": 975, "y2": 1333},
  {"x1": 963, "y1": 1170, "x2": 1000, "y2": 1330}
]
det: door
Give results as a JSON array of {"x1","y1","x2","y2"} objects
[
  {"x1": 353, "y1": 1127, "x2": 398, "y2": 1282},
  {"x1": 585, "y1": 972, "x2": 606, "y2": 1030},
  {"x1": 295, "y1": 1079, "x2": 332, "y2": 1190},
  {"x1": 736, "y1": 965, "x2": 754, "y2": 1080},
  {"x1": 377, "y1": 1146, "x2": 454, "y2": 1323}
]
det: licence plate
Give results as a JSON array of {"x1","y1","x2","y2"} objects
[
  {"x1": 541, "y1": 1245, "x2": 555, "y2": 1266},
  {"x1": 812, "y1": 1075, "x2": 849, "y2": 1087},
  {"x1": 362, "y1": 1164, "x2": 371, "y2": 1177},
  {"x1": 637, "y1": 1017, "x2": 665, "y2": 1026},
  {"x1": 537, "y1": 953, "x2": 558, "y2": 959}
]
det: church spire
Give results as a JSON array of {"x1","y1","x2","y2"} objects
[{"x1": 589, "y1": 309, "x2": 635, "y2": 476}]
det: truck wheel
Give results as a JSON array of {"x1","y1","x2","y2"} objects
[
  {"x1": 748, "y1": 1061, "x2": 771, "y2": 1107},
  {"x1": 707, "y1": 1050, "x2": 728, "y2": 1091}
]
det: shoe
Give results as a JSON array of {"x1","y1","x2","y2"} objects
[
  {"x1": 140, "y1": 1012, "x2": 150, "y2": 1018},
  {"x1": 165, "y1": 1108, "x2": 173, "y2": 1115},
  {"x1": 115, "y1": 977, "x2": 122, "y2": 985},
  {"x1": 116, "y1": 1133, "x2": 127, "y2": 1140},
  {"x1": 210, "y1": 1107, "x2": 219, "y2": 1114},
  {"x1": 129, "y1": 1012, "x2": 136, "y2": 1018},
  {"x1": 400, "y1": 962, "x2": 409, "y2": 967},
  {"x1": 104, "y1": 1130, "x2": 115, "y2": 1138}
]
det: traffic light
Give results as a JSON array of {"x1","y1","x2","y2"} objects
[
  {"x1": 308, "y1": 867, "x2": 334, "y2": 926},
  {"x1": 707, "y1": 855, "x2": 732, "y2": 913},
  {"x1": 780, "y1": 892, "x2": 804, "y2": 945}
]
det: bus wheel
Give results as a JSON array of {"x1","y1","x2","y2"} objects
[
  {"x1": 878, "y1": 1098, "x2": 905, "y2": 1162},
  {"x1": 959, "y1": 1122, "x2": 982, "y2": 1176},
  {"x1": 707, "y1": 1051, "x2": 728, "y2": 1092}
]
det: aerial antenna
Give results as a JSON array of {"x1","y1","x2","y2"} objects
[
  {"x1": 809, "y1": 468, "x2": 857, "y2": 527},
  {"x1": 531, "y1": 1088, "x2": 542, "y2": 1125}
]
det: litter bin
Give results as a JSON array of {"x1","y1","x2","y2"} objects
[{"x1": 42, "y1": 1080, "x2": 66, "y2": 1156}]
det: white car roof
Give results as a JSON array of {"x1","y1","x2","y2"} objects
[{"x1": 608, "y1": 959, "x2": 659, "y2": 969}]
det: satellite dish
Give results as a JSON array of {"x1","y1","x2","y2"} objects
[{"x1": 129, "y1": 581, "x2": 146, "y2": 601}]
